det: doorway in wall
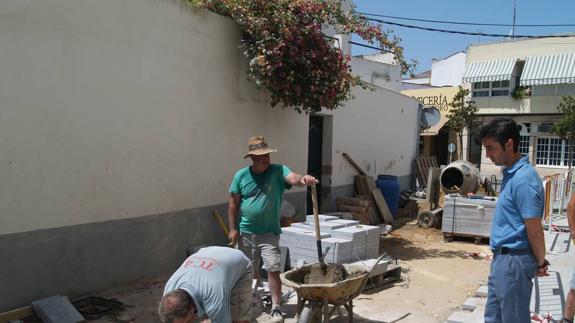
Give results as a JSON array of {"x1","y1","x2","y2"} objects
[
  {"x1": 468, "y1": 128, "x2": 482, "y2": 168},
  {"x1": 435, "y1": 127, "x2": 449, "y2": 165},
  {"x1": 307, "y1": 115, "x2": 323, "y2": 214}
]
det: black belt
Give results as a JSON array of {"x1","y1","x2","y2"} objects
[{"x1": 492, "y1": 247, "x2": 532, "y2": 256}]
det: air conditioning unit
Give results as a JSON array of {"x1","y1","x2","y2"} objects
[{"x1": 537, "y1": 123, "x2": 553, "y2": 133}]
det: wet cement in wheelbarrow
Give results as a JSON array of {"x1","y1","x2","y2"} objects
[{"x1": 303, "y1": 264, "x2": 361, "y2": 284}]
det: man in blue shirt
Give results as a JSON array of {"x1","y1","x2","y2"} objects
[
  {"x1": 480, "y1": 118, "x2": 549, "y2": 322},
  {"x1": 158, "y1": 246, "x2": 253, "y2": 323}
]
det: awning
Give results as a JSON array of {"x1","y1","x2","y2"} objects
[
  {"x1": 462, "y1": 58, "x2": 516, "y2": 83},
  {"x1": 520, "y1": 53, "x2": 575, "y2": 86},
  {"x1": 421, "y1": 114, "x2": 449, "y2": 136}
]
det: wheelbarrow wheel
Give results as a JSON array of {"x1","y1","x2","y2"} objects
[
  {"x1": 298, "y1": 302, "x2": 322, "y2": 323},
  {"x1": 417, "y1": 210, "x2": 435, "y2": 228}
]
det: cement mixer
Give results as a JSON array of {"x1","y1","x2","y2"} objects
[
  {"x1": 440, "y1": 160, "x2": 480, "y2": 195},
  {"x1": 417, "y1": 160, "x2": 480, "y2": 228}
]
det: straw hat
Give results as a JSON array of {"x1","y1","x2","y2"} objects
[{"x1": 243, "y1": 136, "x2": 278, "y2": 159}]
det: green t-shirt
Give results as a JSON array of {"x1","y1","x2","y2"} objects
[{"x1": 229, "y1": 164, "x2": 292, "y2": 235}]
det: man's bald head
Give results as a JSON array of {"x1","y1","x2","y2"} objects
[{"x1": 158, "y1": 289, "x2": 195, "y2": 323}]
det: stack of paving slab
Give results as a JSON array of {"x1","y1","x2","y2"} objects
[
  {"x1": 442, "y1": 196, "x2": 497, "y2": 238},
  {"x1": 280, "y1": 214, "x2": 380, "y2": 267}
]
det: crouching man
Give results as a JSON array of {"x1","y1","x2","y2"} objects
[{"x1": 159, "y1": 246, "x2": 253, "y2": 323}]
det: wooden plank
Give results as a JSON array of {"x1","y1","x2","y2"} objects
[
  {"x1": 422, "y1": 158, "x2": 431, "y2": 177},
  {"x1": 0, "y1": 305, "x2": 34, "y2": 321},
  {"x1": 351, "y1": 212, "x2": 371, "y2": 225},
  {"x1": 367, "y1": 176, "x2": 384, "y2": 224},
  {"x1": 371, "y1": 188, "x2": 394, "y2": 224},
  {"x1": 354, "y1": 176, "x2": 383, "y2": 224},
  {"x1": 365, "y1": 176, "x2": 377, "y2": 191},
  {"x1": 354, "y1": 176, "x2": 369, "y2": 199},
  {"x1": 416, "y1": 156, "x2": 439, "y2": 188},
  {"x1": 415, "y1": 158, "x2": 427, "y2": 187},
  {"x1": 430, "y1": 156, "x2": 439, "y2": 168},
  {"x1": 368, "y1": 205, "x2": 381, "y2": 225},
  {"x1": 335, "y1": 196, "x2": 369, "y2": 207},
  {"x1": 426, "y1": 167, "x2": 442, "y2": 209},
  {"x1": 420, "y1": 163, "x2": 427, "y2": 187},
  {"x1": 364, "y1": 176, "x2": 383, "y2": 224},
  {"x1": 336, "y1": 204, "x2": 367, "y2": 214},
  {"x1": 443, "y1": 232, "x2": 489, "y2": 244},
  {"x1": 342, "y1": 153, "x2": 367, "y2": 175}
]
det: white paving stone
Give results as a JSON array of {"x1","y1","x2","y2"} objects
[
  {"x1": 474, "y1": 285, "x2": 488, "y2": 297},
  {"x1": 462, "y1": 297, "x2": 486, "y2": 311},
  {"x1": 445, "y1": 311, "x2": 473, "y2": 323}
]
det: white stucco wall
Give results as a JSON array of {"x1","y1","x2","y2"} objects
[
  {"x1": 360, "y1": 53, "x2": 397, "y2": 65},
  {"x1": 350, "y1": 56, "x2": 402, "y2": 92},
  {"x1": 430, "y1": 52, "x2": 466, "y2": 87},
  {"x1": 327, "y1": 87, "x2": 420, "y2": 188},
  {"x1": 0, "y1": 0, "x2": 309, "y2": 235}
]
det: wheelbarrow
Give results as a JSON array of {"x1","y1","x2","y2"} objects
[{"x1": 280, "y1": 254, "x2": 386, "y2": 323}]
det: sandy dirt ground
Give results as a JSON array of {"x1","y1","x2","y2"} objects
[{"x1": 89, "y1": 217, "x2": 491, "y2": 323}]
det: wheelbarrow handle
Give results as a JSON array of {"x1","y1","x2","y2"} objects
[{"x1": 367, "y1": 253, "x2": 389, "y2": 276}]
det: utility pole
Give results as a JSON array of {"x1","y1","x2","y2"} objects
[{"x1": 511, "y1": 0, "x2": 517, "y2": 38}]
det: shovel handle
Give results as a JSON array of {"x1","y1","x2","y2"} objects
[{"x1": 311, "y1": 185, "x2": 324, "y2": 264}]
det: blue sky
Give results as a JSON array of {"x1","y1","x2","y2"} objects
[{"x1": 352, "y1": 0, "x2": 575, "y2": 74}]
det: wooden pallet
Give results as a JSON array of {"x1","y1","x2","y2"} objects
[
  {"x1": 443, "y1": 233, "x2": 489, "y2": 245},
  {"x1": 414, "y1": 156, "x2": 439, "y2": 188},
  {"x1": 363, "y1": 265, "x2": 402, "y2": 290}
]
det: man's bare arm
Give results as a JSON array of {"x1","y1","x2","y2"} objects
[
  {"x1": 227, "y1": 193, "x2": 241, "y2": 246},
  {"x1": 525, "y1": 217, "x2": 548, "y2": 276}
]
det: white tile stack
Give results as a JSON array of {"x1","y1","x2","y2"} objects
[
  {"x1": 280, "y1": 215, "x2": 380, "y2": 267},
  {"x1": 330, "y1": 226, "x2": 380, "y2": 259},
  {"x1": 291, "y1": 221, "x2": 345, "y2": 231},
  {"x1": 442, "y1": 196, "x2": 497, "y2": 238},
  {"x1": 306, "y1": 214, "x2": 340, "y2": 223},
  {"x1": 330, "y1": 219, "x2": 361, "y2": 227}
]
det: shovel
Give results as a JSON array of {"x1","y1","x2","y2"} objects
[{"x1": 311, "y1": 183, "x2": 327, "y2": 273}]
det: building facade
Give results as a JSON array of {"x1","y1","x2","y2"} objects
[
  {"x1": 402, "y1": 87, "x2": 460, "y2": 166},
  {"x1": 401, "y1": 51, "x2": 467, "y2": 168},
  {"x1": 462, "y1": 35, "x2": 575, "y2": 177}
]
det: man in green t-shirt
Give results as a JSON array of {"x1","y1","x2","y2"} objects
[{"x1": 228, "y1": 136, "x2": 317, "y2": 321}]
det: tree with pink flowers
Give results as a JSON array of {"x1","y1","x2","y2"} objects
[{"x1": 194, "y1": 0, "x2": 415, "y2": 113}]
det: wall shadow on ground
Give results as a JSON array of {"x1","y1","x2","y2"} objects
[{"x1": 379, "y1": 215, "x2": 490, "y2": 262}]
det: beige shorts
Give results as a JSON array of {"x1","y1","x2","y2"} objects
[
  {"x1": 239, "y1": 233, "x2": 281, "y2": 272},
  {"x1": 230, "y1": 261, "x2": 253, "y2": 321}
]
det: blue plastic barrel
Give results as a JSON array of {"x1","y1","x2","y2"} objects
[{"x1": 375, "y1": 175, "x2": 400, "y2": 218}]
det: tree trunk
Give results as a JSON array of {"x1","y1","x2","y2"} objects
[{"x1": 457, "y1": 132, "x2": 463, "y2": 160}]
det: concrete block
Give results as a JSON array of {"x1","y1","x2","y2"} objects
[
  {"x1": 445, "y1": 310, "x2": 472, "y2": 323},
  {"x1": 467, "y1": 307, "x2": 486, "y2": 323},
  {"x1": 31, "y1": 295, "x2": 85, "y2": 323},
  {"x1": 462, "y1": 297, "x2": 485, "y2": 311},
  {"x1": 474, "y1": 285, "x2": 488, "y2": 297}
]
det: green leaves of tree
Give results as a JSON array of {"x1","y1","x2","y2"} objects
[
  {"x1": 446, "y1": 86, "x2": 478, "y2": 159},
  {"x1": 551, "y1": 96, "x2": 575, "y2": 168}
]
